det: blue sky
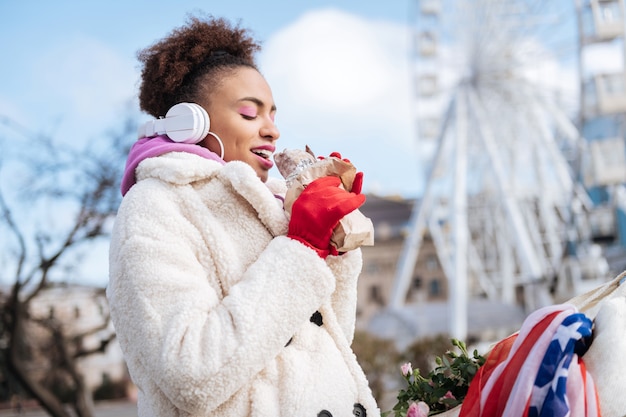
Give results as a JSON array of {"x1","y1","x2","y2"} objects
[
  {"x1": 0, "y1": 0, "x2": 423, "y2": 197},
  {"x1": 0, "y1": 0, "x2": 422, "y2": 286},
  {"x1": 1, "y1": 1, "x2": 601, "y2": 199},
  {"x1": 0, "y1": 1, "x2": 614, "y2": 199},
  {"x1": 1, "y1": 1, "x2": 612, "y2": 287}
]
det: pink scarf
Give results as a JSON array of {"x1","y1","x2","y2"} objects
[{"x1": 120, "y1": 136, "x2": 224, "y2": 196}]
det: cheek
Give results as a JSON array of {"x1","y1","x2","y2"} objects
[
  {"x1": 215, "y1": 123, "x2": 242, "y2": 147},
  {"x1": 213, "y1": 116, "x2": 256, "y2": 151},
  {"x1": 223, "y1": 132, "x2": 254, "y2": 157}
]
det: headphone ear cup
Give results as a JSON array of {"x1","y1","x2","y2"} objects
[{"x1": 163, "y1": 103, "x2": 211, "y2": 144}]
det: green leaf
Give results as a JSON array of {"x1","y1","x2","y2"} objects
[{"x1": 387, "y1": 338, "x2": 487, "y2": 416}]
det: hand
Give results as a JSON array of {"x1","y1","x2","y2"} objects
[
  {"x1": 319, "y1": 151, "x2": 350, "y2": 163},
  {"x1": 320, "y1": 152, "x2": 363, "y2": 194},
  {"x1": 288, "y1": 176, "x2": 366, "y2": 258}
]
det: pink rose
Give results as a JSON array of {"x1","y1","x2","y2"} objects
[
  {"x1": 401, "y1": 362, "x2": 413, "y2": 376},
  {"x1": 406, "y1": 401, "x2": 429, "y2": 417},
  {"x1": 442, "y1": 391, "x2": 456, "y2": 400}
]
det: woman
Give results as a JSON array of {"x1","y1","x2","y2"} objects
[{"x1": 107, "y1": 14, "x2": 380, "y2": 417}]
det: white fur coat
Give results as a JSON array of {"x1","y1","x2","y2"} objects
[{"x1": 107, "y1": 152, "x2": 380, "y2": 417}]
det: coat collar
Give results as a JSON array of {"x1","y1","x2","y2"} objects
[{"x1": 136, "y1": 151, "x2": 289, "y2": 237}]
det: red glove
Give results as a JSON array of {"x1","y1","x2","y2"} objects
[
  {"x1": 288, "y1": 176, "x2": 366, "y2": 258},
  {"x1": 319, "y1": 152, "x2": 363, "y2": 194}
]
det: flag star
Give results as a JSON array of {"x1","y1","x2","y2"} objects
[
  {"x1": 552, "y1": 361, "x2": 569, "y2": 393},
  {"x1": 530, "y1": 380, "x2": 552, "y2": 409},
  {"x1": 554, "y1": 321, "x2": 583, "y2": 351}
]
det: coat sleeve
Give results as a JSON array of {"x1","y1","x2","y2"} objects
[
  {"x1": 107, "y1": 181, "x2": 336, "y2": 414},
  {"x1": 325, "y1": 249, "x2": 363, "y2": 344}
]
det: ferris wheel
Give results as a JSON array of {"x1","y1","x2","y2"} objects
[
  {"x1": 390, "y1": 0, "x2": 615, "y2": 341},
  {"x1": 410, "y1": 0, "x2": 580, "y2": 156}
]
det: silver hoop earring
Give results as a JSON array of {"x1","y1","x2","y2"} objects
[{"x1": 206, "y1": 132, "x2": 225, "y2": 160}]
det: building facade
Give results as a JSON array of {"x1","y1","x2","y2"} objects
[{"x1": 356, "y1": 195, "x2": 447, "y2": 329}]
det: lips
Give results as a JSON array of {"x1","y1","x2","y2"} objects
[
  {"x1": 252, "y1": 148, "x2": 273, "y2": 159},
  {"x1": 251, "y1": 145, "x2": 275, "y2": 169}
]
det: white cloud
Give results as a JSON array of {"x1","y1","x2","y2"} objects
[
  {"x1": 260, "y1": 8, "x2": 423, "y2": 196},
  {"x1": 267, "y1": 12, "x2": 393, "y2": 108}
]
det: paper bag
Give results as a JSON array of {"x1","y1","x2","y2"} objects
[{"x1": 274, "y1": 146, "x2": 374, "y2": 252}]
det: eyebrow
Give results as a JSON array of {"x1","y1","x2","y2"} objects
[{"x1": 238, "y1": 96, "x2": 277, "y2": 112}]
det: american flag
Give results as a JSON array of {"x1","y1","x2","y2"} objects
[{"x1": 459, "y1": 304, "x2": 600, "y2": 417}]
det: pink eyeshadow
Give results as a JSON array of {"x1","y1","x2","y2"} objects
[{"x1": 238, "y1": 106, "x2": 257, "y2": 117}]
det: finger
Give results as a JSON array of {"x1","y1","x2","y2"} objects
[
  {"x1": 330, "y1": 193, "x2": 366, "y2": 218},
  {"x1": 352, "y1": 172, "x2": 363, "y2": 195},
  {"x1": 328, "y1": 188, "x2": 365, "y2": 209},
  {"x1": 329, "y1": 151, "x2": 351, "y2": 163},
  {"x1": 348, "y1": 193, "x2": 366, "y2": 212}
]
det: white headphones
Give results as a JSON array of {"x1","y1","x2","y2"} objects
[{"x1": 137, "y1": 102, "x2": 210, "y2": 144}]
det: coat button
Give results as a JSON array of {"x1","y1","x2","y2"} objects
[
  {"x1": 310, "y1": 311, "x2": 323, "y2": 326},
  {"x1": 353, "y1": 403, "x2": 366, "y2": 417},
  {"x1": 317, "y1": 410, "x2": 332, "y2": 417}
]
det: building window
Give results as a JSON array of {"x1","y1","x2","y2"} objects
[
  {"x1": 369, "y1": 285, "x2": 385, "y2": 306},
  {"x1": 426, "y1": 254, "x2": 439, "y2": 270},
  {"x1": 429, "y1": 279, "x2": 441, "y2": 297},
  {"x1": 599, "y1": 1, "x2": 621, "y2": 23},
  {"x1": 412, "y1": 275, "x2": 423, "y2": 289}
]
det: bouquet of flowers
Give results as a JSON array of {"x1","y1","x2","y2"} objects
[{"x1": 387, "y1": 339, "x2": 486, "y2": 417}]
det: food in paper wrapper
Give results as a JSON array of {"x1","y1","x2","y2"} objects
[{"x1": 274, "y1": 146, "x2": 375, "y2": 252}]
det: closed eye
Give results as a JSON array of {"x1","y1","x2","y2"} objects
[{"x1": 238, "y1": 105, "x2": 258, "y2": 120}]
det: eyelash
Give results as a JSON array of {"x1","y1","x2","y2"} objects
[{"x1": 241, "y1": 114, "x2": 256, "y2": 120}]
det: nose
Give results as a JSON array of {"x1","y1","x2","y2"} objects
[{"x1": 260, "y1": 117, "x2": 280, "y2": 141}]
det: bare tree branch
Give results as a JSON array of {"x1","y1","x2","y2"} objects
[
  {"x1": 0, "y1": 188, "x2": 27, "y2": 286},
  {"x1": 0, "y1": 109, "x2": 136, "y2": 416}
]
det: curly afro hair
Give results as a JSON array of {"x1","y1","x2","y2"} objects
[{"x1": 137, "y1": 15, "x2": 261, "y2": 117}]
